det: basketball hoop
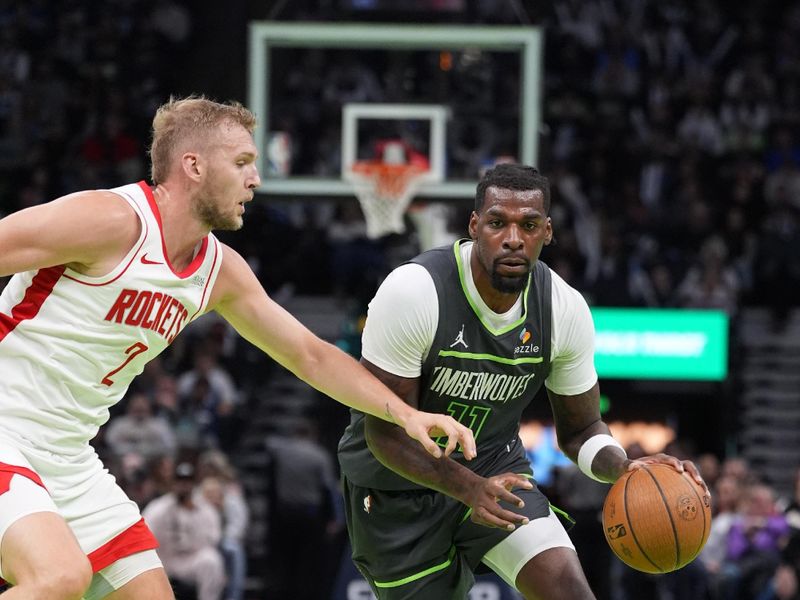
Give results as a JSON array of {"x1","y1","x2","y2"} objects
[
  {"x1": 341, "y1": 113, "x2": 446, "y2": 239},
  {"x1": 346, "y1": 158, "x2": 428, "y2": 240}
]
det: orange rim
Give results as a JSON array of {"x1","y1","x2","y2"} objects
[{"x1": 351, "y1": 161, "x2": 426, "y2": 199}]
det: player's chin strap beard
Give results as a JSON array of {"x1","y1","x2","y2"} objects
[{"x1": 491, "y1": 273, "x2": 528, "y2": 295}]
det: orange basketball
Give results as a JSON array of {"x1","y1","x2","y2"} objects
[{"x1": 602, "y1": 463, "x2": 712, "y2": 574}]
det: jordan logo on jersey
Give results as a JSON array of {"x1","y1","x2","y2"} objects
[
  {"x1": 449, "y1": 324, "x2": 468, "y2": 349},
  {"x1": 104, "y1": 288, "x2": 189, "y2": 343}
]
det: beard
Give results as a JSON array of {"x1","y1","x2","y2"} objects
[
  {"x1": 490, "y1": 259, "x2": 531, "y2": 294},
  {"x1": 194, "y1": 178, "x2": 243, "y2": 231},
  {"x1": 490, "y1": 271, "x2": 529, "y2": 293},
  {"x1": 195, "y1": 194, "x2": 242, "y2": 230}
]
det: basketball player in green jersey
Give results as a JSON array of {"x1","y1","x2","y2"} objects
[{"x1": 338, "y1": 163, "x2": 709, "y2": 599}]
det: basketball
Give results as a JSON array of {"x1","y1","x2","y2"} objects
[{"x1": 602, "y1": 464, "x2": 712, "y2": 574}]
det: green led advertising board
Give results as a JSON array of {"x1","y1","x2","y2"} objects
[{"x1": 591, "y1": 308, "x2": 728, "y2": 381}]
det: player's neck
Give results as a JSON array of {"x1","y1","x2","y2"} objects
[{"x1": 152, "y1": 184, "x2": 210, "y2": 270}]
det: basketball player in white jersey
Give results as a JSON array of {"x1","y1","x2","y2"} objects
[{"x1": 0, "y1": 97, "x2": 477, "y2": 600}]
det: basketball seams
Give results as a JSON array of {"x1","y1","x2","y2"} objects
[
  {"x1": 680, "y1": 470, "x2": 709, "y2": 561},
  {"x1": 641, "y1": 465, "x2": 681, "y2": 571},
  {"x1": 622, "y1": 468, "x2": 663, "y2": 573},
  {"x1": 604, "y1": 464, "x2": 711, "y2": 575}
]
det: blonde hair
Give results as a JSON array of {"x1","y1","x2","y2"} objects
[{"x1": 149, "y1": 95, "x2": 257, "y2": 184}]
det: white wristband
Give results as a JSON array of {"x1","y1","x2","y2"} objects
[{"x1": 577, "y1": 434, "x2": 626, "y2": 482}]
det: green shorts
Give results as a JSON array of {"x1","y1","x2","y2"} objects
[{"x1": 342, "y1": 447, "x2": 552, "y2": 599}]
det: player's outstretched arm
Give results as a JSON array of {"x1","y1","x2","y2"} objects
[
  {"x1": 0, "y1": 191, "x2": 140, "y2": 277},
  {"x1": 362, "y1": 360, "x2": 534, "y2": 531},
  {"x1": 208, "y1": 245, "x2": 476, "y2": 460}
]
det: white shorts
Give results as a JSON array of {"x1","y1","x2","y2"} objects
[
  {"x1": 0, "y1": 437, "x2": 160, "y2": 587},
  {"x1": 482, "y1": 509, "x2": 576, "y2": 588}
]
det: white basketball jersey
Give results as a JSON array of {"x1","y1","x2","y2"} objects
[{"x1": 0, "y1": 182, "x2": 223, "y2": 452}]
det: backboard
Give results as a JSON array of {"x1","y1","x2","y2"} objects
[{"x1": 248, "y1": 22, "x2": 544, "y2": 199}]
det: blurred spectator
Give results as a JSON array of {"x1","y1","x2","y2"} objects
[
  {"x1": 719, "y1": 483, "x2": 791, "y2": 600},
  {"x1": 326, "y1": 199, "x2": 386, "y2": 301},
  {"x1": 175, "y1": 375, "x2": 226, "y2": 450},
  {"x1": 78, "y1": 111, "x2": 143, "y2": 186},
  {"x1": 755, "y1": 187, "x2": 800, "y2": 325},
  {"x1": 144, "y1": 461, "x2": 226, "y2": 600},
  {"x1": 702, "y1": 475, "x2": 745, "y2": 585},
  {"x1": 757, "y1": 468, "x2": 800, "y2": 600},
  {"x1": 198, "y1": 450, "x2": 249, "y2": 600},
  {"x1": 698, "y1": 452, "x2": 722, "y2": 492},
  {"x1": 153, "y1": 373, "x2": 181, "y2": 420},
  {"x1": 176, "y1": 348, "x2": 239, "y2": 450},
  {"x1": 104, "y1": 392, "x2": 177, "y2": 462},
  {"x1": 265, "y1": 419, "x2": 342, "y2": 600},
  {"x1": 177, "y1": 348, "x2": 238, "y2": 409},
  {"x1": 676, "y1": 235, "x2": 740, "y2": 315},
  {"x1": 140, "y1": 453, "x2": 177, "y2": 510},
  {"x1": 722, "y1": 457, "x2": 755, "y2": 486}
]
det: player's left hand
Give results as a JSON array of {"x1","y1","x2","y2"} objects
[
  {"x1": 625, "y1": 453, "x2": 710, "y2": 496},
  {"x1": 402, "y1": 411, "x2": 477, "y2": 461}
]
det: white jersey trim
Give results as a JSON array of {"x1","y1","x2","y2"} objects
[
  {"x1": 61, "y1": 185, "x2": 149, "y2": 287},
  {"x1": 189, "y1": 236, "x2": 223, "y2": 321}
]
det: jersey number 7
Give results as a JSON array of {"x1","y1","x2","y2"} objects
[{"x1": 101, "y1": 342, "x2": 149, "y2": 386}]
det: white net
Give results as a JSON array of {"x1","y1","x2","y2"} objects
[{"x1": 346, "y1": 162, "x2": 427, "y2": 239}]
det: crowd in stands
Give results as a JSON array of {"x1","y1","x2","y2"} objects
[
  {"x1": 0, "y1": 1, "x2": 799, "y2": 599},
  {"x1": 4, "y1": 0, "x2": 799, "y2": 324},
  {"x1": 249, "y1": 0, "x2": 800, "y2": 325},
  {"x1": 538, "y1": 0, "x2": 800, "y2": 323}
]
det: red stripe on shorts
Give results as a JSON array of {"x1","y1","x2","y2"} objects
[
  {"x1": 0, "y1": 463, "x2": 46, "y2": 495},
  {"x1": 87, "y1": 518, "x2": 160, "y2": 573},
  {"x1": 0, "y1": 266, "x2": 66, "y2": 342}
]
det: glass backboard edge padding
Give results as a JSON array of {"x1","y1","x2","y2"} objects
[
  {"x1": 248, "y1": 21, "x2": 543, "y2": 198},
  {"x1": 249, "y1": 22, "x2": 539, "y2": 49},
  {"x1": 521, "y1": 30, "x2": 544, "y2": 168},
  {"x1": 247, "y1": 23, "x2": 269, "y2": 185},
  {"x1": 257, "y1": 179, "x2": 475, "y2": 198}
]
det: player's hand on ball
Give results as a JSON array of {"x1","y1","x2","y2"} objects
[
  {"x1": 466, "y1": 473, "x2": 533, "y2": 531},
  {"x1": 403, "y1": 411, "x2": 477, "y2": 460},
  {"x1": 625, "y1": 453, "x2": 710, "y2": 496}
]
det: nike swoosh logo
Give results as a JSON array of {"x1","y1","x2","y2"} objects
[{"x1": 140, "y1": 254, "x2": 163, "y2": 265}]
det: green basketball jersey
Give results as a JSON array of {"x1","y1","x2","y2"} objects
[{"x1": 338, "y1": 240, "x2": 553, "y2": 490}]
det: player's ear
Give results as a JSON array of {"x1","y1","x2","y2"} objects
[
  {"x1": 544, "y1": 217, "x2": 553, "y2": 245},
  {"x1": 181, "y1": 152, "x2": 202, "y2": 181},
  {"x1": 468, "y1": 211, "x2": 479, "y2": 240}
]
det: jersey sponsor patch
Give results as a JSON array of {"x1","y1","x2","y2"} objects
[{"x1": 514, "y1": 325, "x2": 540, "y2": 355}]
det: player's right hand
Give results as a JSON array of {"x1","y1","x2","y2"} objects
[
  {"x1": 401, "y1": 410, "x2": 477, "y2": 461},
  {"x1": 465, "y1": 473, "x2": 533, "y2": 530}
]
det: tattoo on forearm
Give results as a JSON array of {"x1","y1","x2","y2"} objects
[{"x1": 384, "y1": 402, "x2": 394, "y2": 423}]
